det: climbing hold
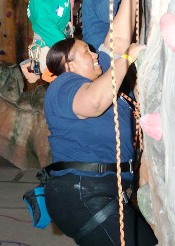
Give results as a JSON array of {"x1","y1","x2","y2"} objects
[
  {"x1": 160, "y1": 13, "x2": 175, "y2": 52},
  {"x1": 140, "y1": 112, "x2": 162, "y2": 141},
  {"x1": 0, "y1": 50, "x2": 6, "y2": 55},
  {"x1": 6, "y1": 11, "x2": 12, "y2": 18}
]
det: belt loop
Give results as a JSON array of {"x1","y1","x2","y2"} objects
[
  {"x1": 98, "y1": 164, "x2": 106, "y2": 173},
  {"x1": 129, "y1": 159, "x2": 133, "y2": 173}
]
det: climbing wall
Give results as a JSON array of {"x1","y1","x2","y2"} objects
[
  {"x1": 0, "y1": 0, "x2": 32, "y2": 64},
  {"x1": 137, "y1": 0, "x2": 175, "y2": 245}
]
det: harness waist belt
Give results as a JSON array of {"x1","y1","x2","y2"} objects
[{"x1": 49, "y1": 161, "x2": 133, "y2": 174}]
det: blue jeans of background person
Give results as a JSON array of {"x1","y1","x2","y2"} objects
[{"x1": 45, "y1": 173, "x2": 158, "y2": 246}]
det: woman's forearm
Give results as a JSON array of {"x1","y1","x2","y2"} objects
[{"x1": 104, "y1": 0, "x2": 137, "y2": 55}]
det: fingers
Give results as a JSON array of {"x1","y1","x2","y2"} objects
[{"x1": 127, "y1": 43, "x2": 146, "y2": 63}]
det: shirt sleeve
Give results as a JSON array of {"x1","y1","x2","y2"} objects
[
  {"x1": 53, "y1": 74, "x2": 91, "y2": 119},
  {"x1": 95, "y1": 0, "x2": 121, "y2": 23}
]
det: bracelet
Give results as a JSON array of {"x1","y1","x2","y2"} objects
[{"x1": 121, "y1": 54, "x2": 133, "y2": 65}]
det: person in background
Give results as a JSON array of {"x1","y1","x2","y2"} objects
[
  {"x1": 82, "y1": 0, "x2": 121, "y2": 51},
  {"x1": 21, "y1": 0, "x2": 72, "y2": 83},
  {"x1": 43, "y1": 0, "x2": 158, "y2": 245}
]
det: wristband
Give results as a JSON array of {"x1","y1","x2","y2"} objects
[
  {"x1": 98, "y1": 44, "x2": 121, "y2": 60},
  {"x1": 121, "y1": 54, "x2": 133, "y2": 65}
]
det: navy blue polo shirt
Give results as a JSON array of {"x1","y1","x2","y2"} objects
[{"x1": 44, "y1": 52, "x2": 135, "y2": 180}]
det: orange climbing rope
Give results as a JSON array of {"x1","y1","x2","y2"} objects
[
  {"x1": 135, "y1": 0, "x2": 143, "y2": 152},
  {"x1": 120, "y1": 92, "x2": 143, "y2": 151},
  {"x1": 109, "y1": 0, "x2": 141, "y2": 245},
  {"x1": 109, "y1": 0, "x2": 125, "y2": 244}
]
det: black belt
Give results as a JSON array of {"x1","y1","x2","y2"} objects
[{"x1": 45, "y1": 161, "x2": 134, "y2": 174}]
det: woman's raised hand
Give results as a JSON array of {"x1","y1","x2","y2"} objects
[{"x1": 125, "y1": 43, "x2": 146, "y2": 64}]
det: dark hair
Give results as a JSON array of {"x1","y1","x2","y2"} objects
[{"x1": 46, "y1": 38, "x2": 76, "y2": 76}]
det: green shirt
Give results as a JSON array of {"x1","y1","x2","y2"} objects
[{"x1": 27, "y1": 0, "x2": 71, "y2": 47}]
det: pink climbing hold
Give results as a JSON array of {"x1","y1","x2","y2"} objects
[
  {"x1": 140, "y1": 112, "x2": 163, "y2": 141},
  {"x1": 160, "y1": 13, "x2": 175, "y2": 52}
]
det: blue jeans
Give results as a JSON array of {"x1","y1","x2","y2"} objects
[{"x1": 45, "y1": 173, "x2": 157, "y2": 246}]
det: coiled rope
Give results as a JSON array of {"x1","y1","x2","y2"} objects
[{"x1": 109, "y1": 0, "x2": 141, "y2": 245}]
